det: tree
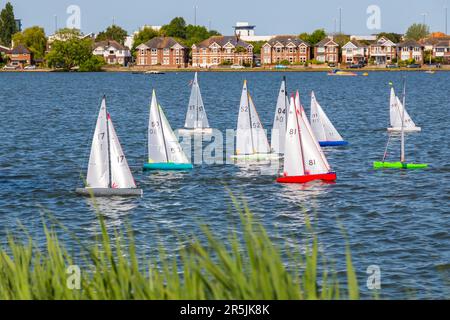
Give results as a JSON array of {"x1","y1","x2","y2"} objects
[
  {"x1": 132, "y1": 27, "x2": 160, "y2": 51},
  {"x1": 160, "y1": 17, "x2": 187, "y2": 39},
  {"x1": 183, "y1": 24, "x2": 220, "y2": 47},
  {"x1": 46, "y1": 37, "x2": 95, "y2": 71},
  {"x1": 333, "y1": 33, "x2": 350, "y2": 47},
  {"x1": 405, "y1": 23, "x2": 430, "y2": 41},
  {"x1": 0, "y1": 2, "x2": 17, "y2": 46},
  {"x1": 376, "y1": 32, "x2": 402, "y2": 43},
  {"x1": 79, "y1": 55, "x2": 105, "y2": 72},
  {"x1": 96, "y1": 25, "x2": 128, "y2": 44},
  {"x1": 298, "y1": 29, "x2": 326, "y2": 45},
  {"x1": 12, "y1": 26, "x2": 47, "y2": 60}
]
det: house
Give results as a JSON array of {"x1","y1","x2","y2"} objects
[
  {"x1": 341, "y1": 40, "x2": 368, "y2": 65},
  {"x1": 135, "y1": 37, "x2": 188, "y2": 67},
  {"x1": 93, "y1": 40, "x2": 131, "y2": 66},
  {"x1": 369, "y1": 36, "x2": 397, "y2": 65},
  {"x1": 260, "y1": 35, "x2": 310, "y2": 65},
  {"x1": 397, "y1": 40, "x2": 424, "y2": 63},
  {"x1": 433, "y1": 40, "x2": 450, "y2": 63},
  {"x1": 7, "y1": 44, "x2": 31, "y2": 68},
  {"x1": 314, "y1": 37, "x2": 339, "y2": 63},
  {"x1": 191, "y1": 36, "x2": 253, "y2": 67}
]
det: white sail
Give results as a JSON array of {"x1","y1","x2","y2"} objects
[
  {"x1": 148, "y1": 90, "x2": 169, "y2": 163},
  {"x1": 185, "y1": 72, "x2": 210, "y2": 129},
  {"x1": 271, "y1": 78, "x2": 289, "y2": 154},
  {"x1": 108, "y1": 115, "x2": 137, "y2": 189},
  {"x1": 296, "y1": 91, "x2": 331, "y2": 175},
  {"x1": 86, "y1": 97, "x2": 110, "y2": 188},
  {"x1": 248, "y1": 95, "x2": 271, "y2": 154},
  {"x1": 389, "y1": 87, "x2": 417, "y2": 129},
  {"x1": 282, "y1": 96, "x2": 304, "y2": 177},
  {"x1": 148, "y1": 90, "x2": 190, "y2": 164},
  {"x1": 310, "y1": 91, "x2": 343, "y2": 142},
  {"x1": 236, "y1": 81, "x2": 255, "y2": 155}
]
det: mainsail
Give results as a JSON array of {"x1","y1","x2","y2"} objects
[
  {"x1": 310, "y1": 91, "x2": 344, "y2": 142},
  {"x1": 236, "y1": 81, "x2": 270, "y2": 155},
  {"x1": 389, "y1": 87, "x2": 417, "y2": 129},
  {"x1": 185, "y1": 72, "x2": 210, "y2": 129},
  {"x1": 270, "y1": 77, "x2": 289, "y2": 154},
  {"x1": 283, "y1": 96, "x2": 304, "y2": 177},
  {"x1": 148, "y1": 90, "x2": 190, "y2": 164},
  {"x1": 86, "y1": 97, "x2": 110, "y2": 188}
]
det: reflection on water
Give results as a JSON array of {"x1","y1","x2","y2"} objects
[{"x1": 86, "y1": 196, "x2": 138, "y2": 230}]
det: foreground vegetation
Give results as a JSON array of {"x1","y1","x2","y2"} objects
[{"x1": 0, "y1": 196, "x2": 359, "y2": 300}]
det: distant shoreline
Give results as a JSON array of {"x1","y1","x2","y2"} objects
[{"x1": 1, "y1": 67, "x2": 449, "y2": 73}]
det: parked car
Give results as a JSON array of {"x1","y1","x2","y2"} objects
[
  {"x1": 386, "y1": 64, "x2": 399, "y2": 68},
  {"x1": 230, "y1": 64, "x2": 245, "y2": 69},
  {"x1": 349, "y1": 63, "x2": 364, "y2": 69},
  {"x1": 406, "y1": 63, "x2": 421, "y2": 68},
  {"x1": 328, "y1": 62, "x2": 336, "y2": 67},
  {"x1": 2, "y1": 65, "x2": 19, "y2": 70},
  {"x1": 274, "y1": 64, "x2": 288, "y2": 69},
  {"x1": 24, "y1": 65, "x2": 37, "y2": 70}
]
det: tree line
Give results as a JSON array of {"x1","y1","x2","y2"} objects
[{"x1": 0, "y1": 1, "x2": 437, "y2": 70}]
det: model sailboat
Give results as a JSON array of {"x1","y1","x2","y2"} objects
[
  {"x1": 310, "y1": 91, "x2": 348, "y2": 146},
  {"x1": 143, "y1": 90, "x2": 193, "y2": 170},
  {"x1": 277, "y1": 92, "x2": 336, "y2": 183},
  {"x1": 76, "y1": 96, "x2": 143, "y2": 197},
  {"x1": 388, "y1": 86, "x2": 421, "y2": 132},
  {"x1": 232, "y1": 80, "x2": 279, "y2": 161},
  {"x1": 178, "y1": 72, "x2": 213, "y2": 134},
  {"x1": 374, "y1": 80, "x2": 427, "y2": 169},
  {"x1": 270, "y1": 77, "x2": 289, "y2": 154}
]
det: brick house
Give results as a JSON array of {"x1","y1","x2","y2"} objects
[
  {"x1": 93, "y1": 40, "x2": 131, "y2": 66},
  {"x1": 136, "y1": 37, "x2": 188, "y2": 67},
  {"x1": 341, "y1": 40, "x2": 368, "y2": 65},
  {"x1": 369, "y1": 36, "x2": 397, "y2": 65},
  {"x1": 260, "y1": 35, "x2": 310, "y2": 65},
  {"x1": 314, "y1": 37, "x2": 339, "y2": 63},
  {"x1": 397, "y1": 40, "x2": 424, "y2": 63},
  {"x1": 7, "y1": 44, "x2": 32, "y2": 68},
  {"x1": 191, "y1": 36, "x2": 253, "y2": 67},
  {"x1": 433, "y1": 40, "x2": 450, "y2": 63}
]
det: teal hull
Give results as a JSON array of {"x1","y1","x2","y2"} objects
[{"x1": 143, "y1": 162, "x2": 193, "y2": 171}]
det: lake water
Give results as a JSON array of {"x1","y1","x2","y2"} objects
[{"x1": 0, "y1": 71, "x2": 449, "y2": 299}]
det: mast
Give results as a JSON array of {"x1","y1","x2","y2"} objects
[
  {"x1": 195, "y1": 75, "x2": 199, "y2": 128},
  {"x1": 400, "y1": 78, "x2": 406, "y2": 163},
  {"x1": 247, "y1": 91, "x2": 255, "y2": 153},
  {"x1": 294, "y1": 96, "x2": 306, "y2": 174},
  {"x1": 283, "y1": 76, "x2": 288, "y2": 128},
  {"x1": 104, "y1": 95, "x2": 112, "y2": 188},
  {"x1": 156, "y1": 100, "x2": 170, "y2": 163}
]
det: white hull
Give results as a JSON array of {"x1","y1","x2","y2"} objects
[
  {"x1": 75, "y1": 188, "x2": 143, "y2": 197},
  {"x1": 387, "y1": 127, "x2": 421, "y2": 132},
  {"x1": 230, "y1": 153, "x2": 281, "y2": 161},
  {"x1": 177, "y1": 128, "x2": 214, "y2": 135}
]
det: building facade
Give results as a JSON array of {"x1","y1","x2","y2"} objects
[
  {"x1": 341, "y1": 40, "x2": 368, "y2": 65},
  {"x1": 7, "y1": 44, "x2": 31, "y2": 68},
  {"x1": 136, "y1": 37, "x2": 188, "y2": 67},
  {"x1": 93, "y1": 40, "x2": 131, "y2": 66},
  {"x1": 260, "y1": 36, "x2": 310, "y2": 65},
  {"x1": 369, "y1": 36, "x2": 397, "y2": 65},
  {"x1": 433, "y1": 40, "x2": 450, "y2": 63},
  {"x1": 397, "y1": 40, "x2": 424, "y2": 63},
  {"x1": 191, "y1": 36, "x2": 253, "y2": 67},
  {"x1": 314, "y1": 38, "x2": 339, "y2": 63}
]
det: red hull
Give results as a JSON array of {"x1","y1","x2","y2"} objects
[{"x1": 276, "y1": 172, "x2": 337, "y2": 184}]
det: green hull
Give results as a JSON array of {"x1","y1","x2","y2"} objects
[{"x1": 373, "y1": 161, "x2": 428, "y2": 169}]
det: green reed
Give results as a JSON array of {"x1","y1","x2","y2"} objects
[{"x1": 0, "y1": 196, "x2": 359, "y2": 300}]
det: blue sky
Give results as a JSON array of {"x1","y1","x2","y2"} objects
[{"x1": 4, "y1": 0, "x2": 449, "y2": 36}]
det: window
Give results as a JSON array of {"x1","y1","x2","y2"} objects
[
  {"x1": 212, "y1": 58, "x2": 218, "y2": 64},
  {"x1": 175, "y1": 49, "x2": 180, "y2": 56},
  {"x1": 300, "y1": 56, "x2": 306, "y2": 62},
  {"x1": 140, "y1": 49, "x2": 145, "y2": 55},
  {"x1": 151, "y1": 57, "x2": 157, "y2": 65},
  {"x1": 212, "y1": 48, "x2": 218, "y2": 53},
  {"x1": 247, "y1": 47, "x2": 252, "y2": 53},
  {"x1": 163, "y1": 48, "x2": 170, "y2": 55},
  {"x1": 264, "y1": 46, "x2": 270, "y2": 53},
  {"x1": 276, "y1": 47, "x2": 281, "y2": 53},
  {"x1": 289, "y1": 47, "x2": 294, "y2": 53},
  {"x1": 151, "y1": 48, "x2": 157, "y2": 55},
  {"x1": 139, "y1": 57, "x2": 145, "y2": 65},
  {"x1": 163, "y1": 57, "x2": 169, "y2": 65},
  {"x1": 202, "y1": 48, "x2": 207, "y2": 54},
  {"x1": 289, "y1": 57, "x2": 294, "y2": 63},
  {"x1": 299, "y1": 47, "x2": 306, "y2": 53},
  {"x1": 176, "y1": 58, "x2": 180, "y2": 64}
]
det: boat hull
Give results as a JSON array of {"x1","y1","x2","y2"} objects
[
  {"x1": 75, "y1": 188, "x2": 143, "y2": 197},
  {"x1": 319, "y1": 140, "x2": 349, "y2": 147},
  {"x1": 387, "y1": 127, "x2": 421, "y2": 132},
  {"x1": 327, "y1": 72, "x2": 357, "y2": 76},
  {"x1": 230, "y1": 153, "x2": 282, "y2": 161},
  {"x1": 143, "y1": 162, "x2": 193, "y2": 170},
  {"x1": 373, "y1": 161, "x2": 428, "y2": 169},
  {"x1": 277, "y1": 172, "x2": 337, "y2": 183},
  {"x1": 177, "y1": 128, "x2": 213, "y2": 135}
]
